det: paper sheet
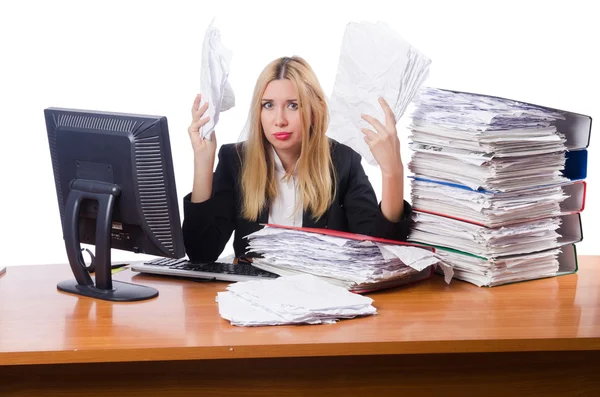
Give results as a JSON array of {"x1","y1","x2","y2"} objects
[
  {"x1": 199, "y1": 20, "x2": 235, "y2": 139},
  {"x1": 217, "y1": 274, "x2": 376, "y2": 326},
  {"x1": 327, "y1": 21, "x2": 431, "y2": 165}
]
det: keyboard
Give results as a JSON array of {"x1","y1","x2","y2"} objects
[{"x1": 130, "y1": 257, "x2": 279, "y2": 283}]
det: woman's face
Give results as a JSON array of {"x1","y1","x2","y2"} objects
[{"x1": 261, "y1": 79, "x2": 303, "y2": 156}]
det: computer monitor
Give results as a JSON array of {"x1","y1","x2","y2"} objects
[{"x1": 44, "y1": 107, "x2": 185, "y2": 302}]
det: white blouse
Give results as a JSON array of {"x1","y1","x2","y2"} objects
[{"x1": 268, "y1": 148, "x2": 303, "y2": 227}]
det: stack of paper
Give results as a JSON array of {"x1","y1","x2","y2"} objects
[
  {"x1": 326, "y1": 21, "x2": 431, "y2": 165},
  {"x1": 435, "y1": 248, "x2": 560, "y2": 287},
  {"x1": 217, "y1": 274, "x2": 377, "y2": 326},
  {"x1": 245, "y1": 225, "x2": 450, "y2": 293},
  {"x1": 411, "y1": 212, "x2": 561, "y2": 258},
  {"x1": 411, "y1": 180, "x2": 566, "y2": 227},
  {"x1": 409, "y1": 88, "x2": 568, "y2": 191},
  {"x1": 406, "y1": 88, "x2": 578, "y2": 287},
  {"x1": 412, "y1": 87, "x2": 566, "y2": 132}
]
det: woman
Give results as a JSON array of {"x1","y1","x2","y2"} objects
[{"x1": 183, "y1": 56, "x2": 412, "y2": 263}]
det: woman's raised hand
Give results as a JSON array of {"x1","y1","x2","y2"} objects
[
  {"x1": 188, "y1": 94, "x2": 216, "y2": 167},
  {"x1": 361, "y1": 97, "x2": 405, "y2": 222},
  {"x1": 360, "y1": 97, "x2": 403, "y2": 177}
]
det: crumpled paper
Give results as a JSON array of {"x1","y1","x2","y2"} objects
[
  {"x1": 199, "y1": 21, "x2": 235, "y2": 139},
  {"x1": 327, "y1": 21, "x2": 431, "y2": 165},
  {"x1": 217, "y1": 274, "x2": 377, "y2": 327}
]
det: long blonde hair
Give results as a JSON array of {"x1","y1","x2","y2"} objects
[{"x1": 240, "y1": 56, "x2": 335, "y2": 221}]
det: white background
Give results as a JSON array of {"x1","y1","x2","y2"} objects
[{"x1": 0, "y1": 0, "x2": 597, "y2": 267}]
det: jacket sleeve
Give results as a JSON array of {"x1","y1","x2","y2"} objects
[
  {"x1": 182, "y1": 145, "x2": 237, "y2": 263},
  {"x1": 343, "y1": 149, "x2": 413, "y2": 241}
]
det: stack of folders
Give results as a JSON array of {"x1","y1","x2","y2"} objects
[
  {"x1": 407, "y1": 87, "x2": 591, "y2": 287},
  {"x1": 246, "y1": 225, "x2": 451, "y2": 293}
]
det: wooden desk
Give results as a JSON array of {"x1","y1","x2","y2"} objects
[{"x1": 1, "y1": 256, "x2": 599, "y2": 396}]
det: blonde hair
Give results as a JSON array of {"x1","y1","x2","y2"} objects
[{"x1": 240, "y1": 56, "x2": 335, "y2": 221}]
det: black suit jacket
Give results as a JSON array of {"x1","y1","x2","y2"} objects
[{"x1": 182, "y1": 140, "x2": 413, "y2": 263}]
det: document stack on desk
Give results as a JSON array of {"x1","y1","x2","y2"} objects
[
  {"x1": 407, "y1": 87, "x2": 591, "y2": 286},
  {"x1": 245, "y1": 225, "x2": 451, "y2": 293},
  {"x1": 410, "y1": 180, "x2": 568, "y2": 228},
  {"x1": 410, "y1": 87, "x2": 568, "y2": 191},
  {"x1": 217, "y1": 274, "x2": 377, "y2": 326},
  {"x1": 432, "y1": 247, "x2": 562, "y2": 287},
  {"x1": 411, "y1": 212, "x2": 561, "y2": 258}
]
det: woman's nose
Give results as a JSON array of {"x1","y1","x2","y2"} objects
[{"x1": 275, "y1": 109, "x2": 288, "y2": 127}]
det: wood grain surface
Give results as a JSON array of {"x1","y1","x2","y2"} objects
[{"x1": 1, "y1": 256, "x2": 599, "y2": 366}]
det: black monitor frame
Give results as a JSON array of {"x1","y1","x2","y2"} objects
[{"x1": 45, "y1": 108, "x2": 185, "y2": 302}]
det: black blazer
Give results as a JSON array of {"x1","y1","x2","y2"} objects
[{"x1": 182, "y1": 140, "x2": 413, "y2": 263}]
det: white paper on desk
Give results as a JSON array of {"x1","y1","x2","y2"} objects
[
  {"x1": 217, "y1": 274, "x2": 376, "y2": 326},
  {"x1": 199, "y1": 20, "x2": 235, "y2": 139},
  {"x1": 327, "y1": 21, "x2": 431, "y2": 165},
  {"x1": 217, "y1": 291, "x2": 337, "y2": 326}
]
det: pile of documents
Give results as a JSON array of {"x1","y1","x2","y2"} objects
[
  {"x1": 409, "y1": 88, "x2": 568, "y2": 191},
  {"x1": 410, "y1": 212, "x2": 561, "y2": 258},
  {"x1": 245, "y1": 225, "x2": 450, "y2": 293},
  {"x1": 434, "y1": 249, "x2": 561, "y2": 287},
  {"x1": 411, "y1": 180, "x2": 566, "y2": 227},
  {"x1": 407, "y1": 87, "x2": 588, "y2": 287},
  {"x1": 217, "y1": 274, "x2": 377, "y2": 326}
]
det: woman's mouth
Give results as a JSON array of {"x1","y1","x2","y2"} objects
[{"x1": 274, "y1": 132, "x2": 292, "y2": 141}]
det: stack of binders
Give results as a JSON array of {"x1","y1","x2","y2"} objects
[{"x1": 407, "y1": 87, "x2": 591, "y2": 287}]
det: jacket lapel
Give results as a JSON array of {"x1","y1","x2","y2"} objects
[{"x1": 303, "y1": 208, "x2": 328, "y2": 229}]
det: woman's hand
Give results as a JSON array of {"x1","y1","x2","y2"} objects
[
  {"x1": 188, "y1": 94, "x2": 217, "y2": 168},
  {"x1": 360, "y1": 97, "x2": 403, "y2": 176},
  {"x1": 189, "y1": 94, "x2": 217, "y2": 203},
  {"x1": 361, "y1": 97, "x2": 405, "y2": 222}
]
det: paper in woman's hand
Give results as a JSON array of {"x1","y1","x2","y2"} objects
[
  {"x1": 199, "y1": 20, "x2": 235, "y2": 139},
  {"x1": 327, "y1": 21, "x2": 431, "y2": 165}
]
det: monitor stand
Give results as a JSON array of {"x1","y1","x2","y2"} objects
[{"x1": 57, "y1": 179, "x2": 158, "y2": 302}]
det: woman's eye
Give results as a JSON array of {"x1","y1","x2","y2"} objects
[
  {"x1": 288, "y1": 103, "x2": 298, "y2": 110},
  {"x1": 262, "y1": 102, "x2": 273, "y2": 109}
]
